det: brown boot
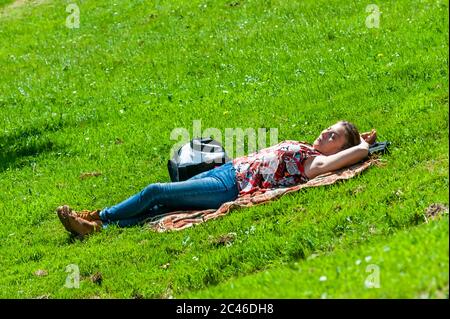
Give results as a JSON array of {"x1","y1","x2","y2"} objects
[
  {"x1": 77, "y1": 209, "x2": 101, "y2": 222},
  {"x1": 57, "y1": 205, "x2": 102, "y2": 237},
  {"x1": 56, "y1": 205, "x2": 78, "y2": 235},
  {"x1": 65, "y1": 213, "x2": 102, "y2": 237}
]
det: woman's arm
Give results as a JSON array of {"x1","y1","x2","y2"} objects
[{"x1": 304, "y1": 137, "x2": 370, "y2": 179}]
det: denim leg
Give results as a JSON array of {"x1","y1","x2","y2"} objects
[
  {"x1": 187, "y1": 161, "x2": 234, "y2": 181},
  {"x1": 99, "y1": 175, "x2": 238, "y2": 224},
  {"x1": 186, "y1": 168, "x2": 216, "y2": 181}
]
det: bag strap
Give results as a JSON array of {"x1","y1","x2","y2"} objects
[
  {"x1": 191, "y1": 137, "x2": 223, "y2": 152},
  {"x1": 369, "y1": 141, "x2": 391, "y2": 155}
]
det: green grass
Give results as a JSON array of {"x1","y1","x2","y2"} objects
[
  {"x1": 0, "y1": 0, "x2": 448, "y2": 298},
  {"x1": 183, "y1": 217, "x2": 449, "y2": 298},
  {"x1": 0, "y1": 0, "x2": 14, "y2": 7}
]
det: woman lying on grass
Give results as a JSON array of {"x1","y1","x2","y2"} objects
[{"x1": 57, "y1": 121, "x2": 377, "y2": 237}]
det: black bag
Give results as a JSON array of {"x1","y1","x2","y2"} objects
[
  {"x1": 167, "y1": 137, "x2": 231, "y2": 182},
  {"x1": 368, "y1": 141, "x2": 391, "y2": 155}
]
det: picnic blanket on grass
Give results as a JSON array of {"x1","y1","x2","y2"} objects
[{"x1": 145, "y1": 158, "x2": 379, "y2": 232}]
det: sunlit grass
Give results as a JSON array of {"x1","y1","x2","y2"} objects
[{"x1": 0, "y1": 0, "x2": 448, "y2": 298}]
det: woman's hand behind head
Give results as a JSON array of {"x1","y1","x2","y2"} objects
[{"x1": 360, "y1": 129, "x2": 377, "y2": 145}]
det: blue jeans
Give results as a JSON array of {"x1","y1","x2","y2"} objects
[{"x1": 99, "y1": 161, "x2": 239, "y2": 228}]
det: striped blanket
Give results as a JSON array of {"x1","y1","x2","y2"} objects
[{"x1": 145, "y1": 158, "x2": 379, "y2": 232}]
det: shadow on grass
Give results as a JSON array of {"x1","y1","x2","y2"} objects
[
  {"x1": 0, "y1": 111, "x2": 107, "y2": 173},
  {"x1": 0, "y1": 126, "x2": 64, "y2": 173},
  {"x1": 66, "y1": 233, "x2": 85, "y2": 244}
]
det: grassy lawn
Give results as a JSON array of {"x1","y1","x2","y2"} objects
[
  {"x1": 183, "y1": 217, "x2": 449, "y2": 298},
  {"x1": 0, "y1": 0, "x2": 448, "y2": 298},
  {"x1": 0, "y1": 0, "x2": 14, "y2": 8}
]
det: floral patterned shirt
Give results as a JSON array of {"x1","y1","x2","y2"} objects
[{"x1": 232, "y1": 140, "x2": 322, "y2": 196}]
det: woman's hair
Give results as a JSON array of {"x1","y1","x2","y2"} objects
[{"x1": 339, "y1": 121, "x2": 360, "y2": 150}]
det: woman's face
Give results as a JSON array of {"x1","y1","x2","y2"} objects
[{"x1": 313, "y1": 122, "x2": 347, "y2": 155}]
